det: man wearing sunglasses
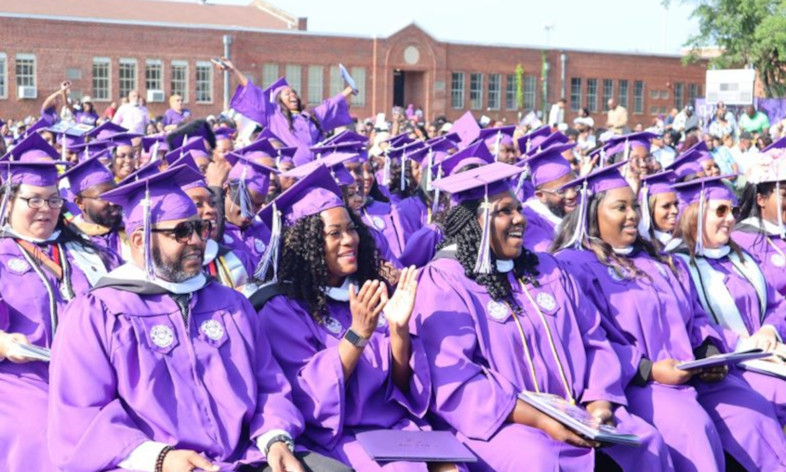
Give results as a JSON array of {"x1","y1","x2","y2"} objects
[{"x1": 47, "y1": 165, "x2": 349, "y2": 472}]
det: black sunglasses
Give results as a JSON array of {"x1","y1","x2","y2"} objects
[
  {"x1": 151, "y1": 220, "x2": 212, "y2": 243},
  {"x1": 714, "y1": 204, "x2": 741, "y2": 220}
]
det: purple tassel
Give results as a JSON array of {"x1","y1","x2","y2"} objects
[
  {"x1": 474, "y1": 190, "x2": 493, "y2": 274},
  {"x1": 254, "y1": 202, "x2": 281, "y2": 282},
  {"x1": 143, "y1": 183, "x2": 156, "y2": 280}
]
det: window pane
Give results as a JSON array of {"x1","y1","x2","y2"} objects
[
  {"x1": 487, "y1": 74, "x2": 501, "y2": 110},
  {"x1": 92, "y1": 58, "x2": 110, "y2": 101},
  {"x1": 284, "y1": 64, "x2": 302, "y2": 94},
  {"x1": 329, "y1": 66, "x2": 343, "y2": 97},
  {"x1": 0, "y1": 54, "x2": 6, "y2": 98},
  {"x1": 602, "y1": 79, "x2": 613, "y2": 108},
  {"x1": 523, "y1": 75, "x2": 536, "y2": 110},
  {"x1": 618, "y1": 80, "x2": 629, "y2": 109},
  {"x1": 674, "y1": 82, "x2": 684, "y2": 110},
  {"x1": 688, "y1": 83, "x2": 699, "y2": 106},
  {"x1": 16, "y1": 56, "x2": 36, "y2": 88},
  {"x1": 171, "y1": 61, "x2": 188, "y2": 102},
  {"x1": 307, "y1": 65, "x2": 323, "y2": 105},
  {"x1": 586, "y1": 78, "x2": 598, "y2": 112},
  {"x1": 118, "y1": 59, "x2": 137, "y2": 100},
  {"x1": 261, "y1": 64, "x2": 279, "y2": 88},
  {"x1": 505, "y1": 74, "x2": 516, "y2": 110},
  {"x1": 351, "y1": 67, "x2": 366, "y2": 107},
  {"x1": 570, "y1": 77, "x2": 582, "y2": 112},
  {"x1": 633, "y1": 80, "x2": 644, "y2": 114},
  {"x1": 145, "y1": 60, "x2": 162, "y2": 92},
  {"x1": 469, "y1": 73, "x2": 483, "y2": 110},
  {"x1": 451, "y1": 72, "x2": 465, "y2": 109},
  {"x1": 195, "y1": 62, "x2": 213, "y2": 103}
]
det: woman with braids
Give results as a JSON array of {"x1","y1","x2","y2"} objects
[
  {"x1": 0, "y1": 134, "x2": 119, "y2": 472},
  {"x1": 220, "y1": 58, "x2": 354, "y2": 164},
  {"x1": 553, "y1": 164, "x2": 786, "y2": 471},
  {"x1": 254, "y1": 166, "x2": 459, "y2": 471},
  {"x1": 411, "y1": 162, "x2": 671, "y2": 472}
]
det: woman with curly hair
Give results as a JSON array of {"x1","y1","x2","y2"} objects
[
  {"x1": 254, "y1": 166, "x2": 457, "y2": 471},
  {"x1": 554, "y1": 164, "x2": 786, "y2": 471},
  {"x1": 411, "y1": 162, "x2": 671, "y2": 472}
]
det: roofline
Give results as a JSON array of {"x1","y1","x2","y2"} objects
[
  {"x1": 0, "y1": 12, "x2": 698, "y2": 59},
  {"x1": 250, "y1": 0, "x2": 298, "y2": 29}
]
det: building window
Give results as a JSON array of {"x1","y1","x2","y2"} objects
[
  {"x1": 674, "y1": 82, "x2": 684, "y2": 110},
  {"x1": 451, "y1": 72, "x2": 465, "y2": 109},
  {"x1": 118, "y1": 59, "x2": 137, "y2": 100},
  {"x1": 505, "y1": 74, "x2": 516, "y2": 110},
  {"x1": 688, "y1": 83, "x2": 700, "y2": 106},
  {"x1": 307, "y1": 65, "x2": 324, "y2": 105},
  {"x1": 586, "y1": 78, "x2": 598, "y2": 112},
  {"x1": 261, "y1": 63, "x2": 279, "y2": 88},
  {"x1": 469, "y1": 73, "x2": 483, "y2": 110},
  {"x1": 145, "y1": 59, "x2": 163, "y2": 93},
  {"x1": 487, "y1": 74, "x2": 501, "y2": 110},
  {"x1": 659, "y1": 90, "x2": 670, "y2": 100},
  {"x1": 16, "y1": 54, "x2": 36, "y2": 90},
  {"x1": 602, "y1": 79, "x2": 613, "y2": 108},
  {"x1": 618, "y1": 80, "x2": 629, "y2": 109},
  {"x1": 195, "y1": 61, "x2": 213, "y2": 104},
  {"x1": 351, "y1": 67, "x2": 366, "y2": 107},
  {"x1": 171, "y1": 61, "x2": 188, "y2": 102},
  {"x1": 92, "y1": 58, "x2": 110, "y2": 101},
  {"x1": 0, "y1": 53, "x2": 6, "y2": 99},
  {"x1": 284, "y1": 64, "x2": 302, "y2": 94},
  {"x1": 523, "y1": 75, "x2": 536, "y2": 110},
  {"x1": 633, "y1": 80, "x2": 644, "y2": 114},
  {"x1": 570, "y1": 77, "x2": 582, "y2": 112},
  {"x1": 329, "y1": 66, "x2": 343, "y2": 97}
]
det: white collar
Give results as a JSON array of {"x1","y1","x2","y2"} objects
[
  {"x1": 202, "y1": 239, "x2": 219, "y2": 265},
  {"x1": 612, "y1": 246, "x2": 634, "y2": 256},
  {"x1": 738, "y1": 216, "x2": 783, "y2": 237},
  {"x1": 323, "y1": 277, "x2": 353, "y2": 302},
  {"x1": 107, "y1": 262, "x2": 207, "y2": 294},
  {"x1": 443, "y1": 243, "x2": 514, "y2": 272},
  {"x1": 524, "y1": 199, "x2": 563, "y2": 227},
  {"x1": 654, "y1": 230, "x2": 673, "y2": 245},
  {"x1": 700, "y1": 245, "x2": 731, "y2": 259},
  {"x1": 1, "y1": 225, "x2": 61, "y2": 244}
]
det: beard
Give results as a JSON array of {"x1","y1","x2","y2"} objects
[
  {"x1": 152, "y1": 244, "x2": 204, "y2": 283},
  {"x1": 544, "y1": 198, "x2": 566, "y2": 218},
  {"x1": 86, "y1": 206, "x2": 122, "y2": 230}
]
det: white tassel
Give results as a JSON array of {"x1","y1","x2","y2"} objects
[
  {"x1": 150, "y1": 140, "x2": 161, "y2": 163},
  {"x1": 563, "y1": 181, "x2": 589, "y2": 250},
  {"x1": 778, "y1": 182, "x2": 785, "y2": 239},
  {"x1": 254, "y1": 203, "x2": 281, "y2": 282},
  {"x1": 400, "y1": 155, "x2": 408, "y2": 192},
  {"x1": 474, "y1": 189, "x2": 493, "y2": 274},
  {"x1": 143, "y1": 182, "x2": 156, "y2": 280},
  {"x1": 696, "y1": 188, "x2": 706, "y2": 256},
  {"x1": 425, "y1": 149, "x2": 434, "y2": 192},
  {"x1": 637, "y1": 184, "x2": 652, "y2": 240}
]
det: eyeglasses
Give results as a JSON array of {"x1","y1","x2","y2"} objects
[
  {"x1": 115, "y1": 152, "x2": 138, "y2": 161},
  {"x1": 17, "y1": 196, "x2": 65, "y2": 209},
  {"x1": 151, "y1": 220, "x2": 212, "y2": 243},
  {"x1": 541, "y1": 185, "x2": 581, "y2": 198},
  {"x1": 714, "y1": 204, "x2": 741, "y2": 220}
]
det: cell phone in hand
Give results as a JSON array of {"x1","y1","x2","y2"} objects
[
  {"x1": 211, "y1": 57, "x2": 228, "y2": 70},
  {"x1": 61, "y1": 81, "x2": 72, "y2": 90}
]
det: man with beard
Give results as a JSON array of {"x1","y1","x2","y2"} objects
[
  {"x1": 59, "y1": 155, "x2": 126, "y2": 261},
  {"x1": 48, "y1": 164, "x2": 350, "y2": 472},
  {"x1": 520, "y1": 142, "x2": 580, "y2": 252}
]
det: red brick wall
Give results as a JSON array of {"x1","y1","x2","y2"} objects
[{"x1": 0, "y1": 17, "x2": 707, "y2": 129}]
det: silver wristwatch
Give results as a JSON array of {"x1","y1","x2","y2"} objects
[
  {"x1": 343, "y1": 328, "x2": 369, "y2": 348},
  {"x1": 264, "y1": 434, "x2": 295, "y2": 455}
]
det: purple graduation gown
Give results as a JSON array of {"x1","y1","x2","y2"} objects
[
  {"x1": 399, "y1": 224, "x2": 443, "y2": 268},
  {"x1": 74, "y1": 110, "x2": 99, "y2": 127},
  {"x1": 412, "y1": 253, "x2": 672, "y2": 472},
  {"x1": 230, "y1": 81, "x2": 353, "y2": 164},
  {"x1": 521, "y1": 201, "x2": 560, "y2": 253},
  {"x1": 395, "y1": 195, "x2": 429, "y2": 241},
  {"x1": 732, "y1": 226, "x2": 786, "y2": 296},
  {"x1": 223, "y1": 219, "x2": 270, "y2": 263},
  {"x1": 259, "y1": 294, "x2": 432, "y2": 471},
  {"x1": 48, "y1": 278, "x2": 304, "y2": 471},
  {"x1": 0, "y1": 237, "x2": 106, "y2": 472},
  {"x1": 360, "y1": 199, "x2": 407, "y2": 258},
  {"x1": 558, "y1": 248, "x2": 786, "y2": 472}
]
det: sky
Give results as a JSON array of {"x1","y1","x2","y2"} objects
[{"x1": 189, "y1": 0, "x2": 700, "y2": 55}]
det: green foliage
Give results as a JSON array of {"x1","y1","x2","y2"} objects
[
  {"x1": 666, "y1": 0, "x2": 786, "y2": 97},
  {"x1": 515, "y1": 64, "x2": 524, "y2": 110}
]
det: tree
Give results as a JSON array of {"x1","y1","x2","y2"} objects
[
  {"x1": 668, "y1": 0, "x2": 786, "y2": 97},
  {"x1": 515, "y1": 64, "x2": 524, "y2": 110}
]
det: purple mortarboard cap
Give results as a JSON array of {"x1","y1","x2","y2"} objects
[
  {"x1": 339, "y1": 63, "x2": 359, "y2": 95},
  {"x1": 0, "y1": 135, "x2": 67, "y2": 190},
  {"x1": 605, "y1": 131, "x2": 659, "y2": 155},
  {"x1": 478, "y1": 125, "x2": 516, "y2": 148},
  {"x1": 672, "y1": 175, "x2": 737, "y2": 206},
  {"x1": 284, "y1": 152, "x2": 356, "y2": 186},
  {"x1": 169, "y1": 154, "x2": 206, "y2": 191},
  {"x1": 254, "y1": 127, "x2": 283, "y2": 143},
  {"x1": 54, "y1": 133, "x2": 82, "y2": 150},
  {"x1": 436, "y1": 132, "x2": 461, "y2": 146},
  {"x1": 666, "y1": 142, "x2": 711, "y2": 179},
  {"x1": 407, "y1": 137, "x2": 456, "y2": 166},
  {"x1": 120, "y1": 161, "x2": 163, "y2": 185},
  {"x1": 267, "y1": 77, "x2": 290, "y2": 104},
  {"x1": 306, "y1": 142, "x2": 367, "y2": 167},
  {"x1": 58, "y1": 156, "x2": 115, "y2": 194},
  {"x1": 517, "y1": 125, "x2": 552, "y2": 154},
  {"x1": 108, "y1": 132, "x2": 142, "y2": 148},
  {"x1": 523, "y1": 142, "x2": 575, "y2": 188},
  {"x1": 524, "y1": 132, "x2": 570, "y2": 157},
  {"x1": 641, "y1": 170, "x2": 676, "y2": 195},
  {"x1": 85, "y1": 122, "x2": 128, "y2": 141},
  {"x1": 385, "y1": 133, "x2": 413, "y2": 149},
  {"x1": 213, "y1": 126, "x2": 236, "y2": 142},
  {"x1": 763, "y1": 136, "x2": 786, "y2": 153},
  {"x1": 432, "y1": 141, "x2": 494, "y2": 178},
  {"x1": 227, "y1": 154, "x2": 279, "y2": 195},
  {"x1": 261, "y1": 164, "x2": 343, "y2": 228},
  {"x1": 100, "y1": 164, "x2": 201, "y2": 234},
  {"x1": 450, "y1": 111, "x2": 482, "y2": 149},
  {"x1": 164, "y1": 137, "x2": 210, "y2": 164},
  {"x1": 2, "y1": 133, "x2": 60, "y2": 164},
  {"x1": 142, "y1": 135, "x2": 170, "y2": 154},
  {"x1": 234, "y1": 139, "x2": 279, "y2": 160},
  {"x1": 69, "y1": 140, "x2": 112, "y2": 162},
  {"x1": 561, "y1": 160, "x2": 630, "y2": 195},
  {"x1": 323, "y1": 129, "x2": 368, "y2": 146},
  {"x1": 25, "y1": 118, "x2": 53, "y2": 137}
]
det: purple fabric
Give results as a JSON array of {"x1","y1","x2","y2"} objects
[
  {"x1": 399, "y1": 224, "x2": 443, "y2": 268},
  {"x1": 524, "y1": 143, "x2": 574, "y2": 188},
  {"x1": 394, "y1": 195, "x2": 429, "y2": 242},
  {"x1": 521, "y1": 204, "x2": 558, "y2": 253},
  {"x1": 360, "y1": 199, "x2": 407, "y2": 258},
  {"x1": 163, "y1": 108, "x2": 192, "y2": 127},
  {"x1": 259, "y1": 295, "x2": 431, "y2": 470},
  {"x1": 60, "y1": 157, "x2": 115, "y2": 194},
  {"x1": 74, "y1": 110, "x2": 99, "y2": 127},
  {"x1": 230, "y1": 81, "x2": 353, "y2": 164},
  {"x1": 223, "y1": 220, "x2": 271, "y2": 262},
  {"x1": 734, "y1": 228, "x2": 786, "y2": 297},
  {"x1": 412, "y1": 254, "x2": 671, "y2": 472},
  {"x1": 48, "y1": 281, "x2": 304, "y2": 471}
]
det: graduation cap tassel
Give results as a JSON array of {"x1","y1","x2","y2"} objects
[
  {"x1": 142, "y1": 182, "x2": 156, "y2": 280},
  {"x1": 0, "y1": 167, "x2": 12, "y2": 230},
  {"x1": 515, "y1": 165, "x2": 530, "y2": 195},
  {"x1": 150, "y1": 140, "x2": 161, "y2": 163},
  {"x1": 600, "y1": 148, "x2": 607, "y2": 169},
  {"x1": 778, "y1": 182, "x2": 785, "y2": 240},
  {"x1": 61, "y1": 137, "x2": 67, "y2": 162},
  {"x1": 400, "y1": 155, "x2": 408, "y2": 192},
  {"x1": 494, "y1": 131, "x2": 502, "y2": 162},
  {"x1": 275, "y1": 149, "x2": 283, "y2": 168},
  {"x1": 474, "y1": 189, "x2": 494, "y2": 274},
  {"x1": 237, "y1": 166, "x2": 254, "y2": 219},
  {"x1": 180, "y1": 134, "x2": 188, "y2": 159},
  {"x1": 83, "y1": 144, "x2": 90, "y2": 163},
  {"x1": 382, "y1": 148, "x2": 391, "y2": 187},
  {"x1": 425, "y1": 150, "x2": 434, "y2": 192},
  {"x1": 637, "y1": 184, "x2": 652, "y2": 241},
  {"x1": 695, "y1": 188, "x2": 706, "y2": 256},
  {"x1": 431, "y1": 166, "x2": 442, "y2": 217},
  {"x1": 564, "y1": 181, "x2": 589, "y2": 250},
  {"x1": 254, "y1": 203, "x2": 281, "y2": 282}
]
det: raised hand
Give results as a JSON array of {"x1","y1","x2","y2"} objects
[
  {"x1": 349, "y1": 280, "x2": 387, "y2": 339},
  {"x1": 383, "y1": 265, "x2": 418, "y2": 332}
]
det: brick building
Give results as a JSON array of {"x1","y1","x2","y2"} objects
[{"x1": 0, "y1": 0, "x2": 708, "y2": 127}]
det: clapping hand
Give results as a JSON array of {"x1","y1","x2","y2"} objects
[{"x1": 383, "y1": 266, "x2": 418, "y2": 332}]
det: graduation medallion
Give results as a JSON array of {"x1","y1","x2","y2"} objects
[
  {"x1": 150, "y1": 324, "x2": 175, "y2": 348},
  {"x1": 6, "y1": 257, "x2": 30, "y2": 274},
  {"x1": 324, "y1": 317, "x2": 343, "y2": 334},
  {"x1": 223, "y1": 234, "x2": 234, "y2": 244},
  {"x1": 254, "y1": 239, "x2": 266, "y2": 254},
  {"x1": 200, "y1": 319, "x2": 225, "y2": 341},
  {"x1": 607, "y1": 266, "x2": 626, "y2": 282},
  {"x1": 372, "y1": 216, "x2": 386, "y2": 230},
  {"x1": 771, "y1": 254, "x2": 786, "y2": 268},
  {"x1": 486, "y1": 300, "x2": 509, "y2": 321},
  {"x1": 535, "y1": 292, "x2": 556, "y2": 311}
]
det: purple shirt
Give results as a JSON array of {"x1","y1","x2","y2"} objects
[
  {"x1": 163, "y1": 108, "x2": 191, "y2": 127},
  {"x1": 75, "y1": 110, "x2": 99, "y2": 127}
]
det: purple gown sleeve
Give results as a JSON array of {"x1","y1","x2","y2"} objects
[
  {"x1": 230, "y1": 80, "x2": 273, "y2": 126},
  {"x1": 412, "y1": 265, "x2": 518, "y2": 441},
  {"x1": 47, "y1": 295, "x2": 149, "y2": 472},
  {"x1": 399, "y1": 224, "x2": 443, "y2": 268},
  {"x1": 0, "y1": 297, "x2": 8, "y2": 331},
  {"x1": 258, "y1": 297, "x2": 348, "y2": 449},
  {"x1": 311, "y1": 93, "x2": 353, "y2": 132},
  {"x1": 382, "y1": 325, "x2": 432, "y2": 419},
  {"x1": 762, "y1": 275, "x2": 786, "y2": 339}
]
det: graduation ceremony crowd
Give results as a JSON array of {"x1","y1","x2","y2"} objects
[{"x1": 3, "y1": 55, "x2": 786, "y2": 472}]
